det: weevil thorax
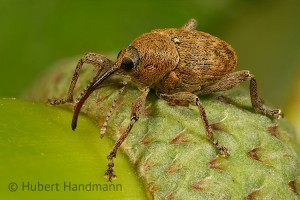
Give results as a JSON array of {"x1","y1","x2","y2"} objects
[{"x1": 116, "y1": 32, "x2": 179, "y2": 86}]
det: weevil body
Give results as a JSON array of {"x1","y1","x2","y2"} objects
[
  {"x1": 50, "y1": 19, "x2": 283, "y2": 181},
  {"x1": 118, "y1": 25, "x2": 237, "y2": 94}
]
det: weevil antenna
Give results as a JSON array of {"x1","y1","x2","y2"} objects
[{"x1": 71, "y1": 65, "x2": 119, "y2": 130}]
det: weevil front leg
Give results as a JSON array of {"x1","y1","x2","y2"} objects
[
  {"x1": 194, "y1": 70, "x2": 283, "y2": 119},
  {"x1": 105, "y1": 87, "x2": 150, "y2": 182},
  {"x1": 100, "y1": 81, "x2": 127, "y2": 139},
  {"x1": 160, "y1": 92, "x2": 229, "y2": 156},
  {"x1": 49, "y1": 53, "x2": 114, "y2": 105}
]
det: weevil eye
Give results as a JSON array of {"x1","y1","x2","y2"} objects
[{"x1": 121, "y1": 57, "x2": 134, "y2": 72}]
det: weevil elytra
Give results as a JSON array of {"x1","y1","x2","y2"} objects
[{"x1": 49, "y1": 18, "x2": 283, "y2": 182}]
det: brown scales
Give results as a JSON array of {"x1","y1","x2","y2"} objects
[
  {"x1": 165, "y1": 159, "x2": 182, "y2": 174},
  {"x1": 170, "y1": 131, "x2": 191, "y2": 144},
  {"x1": 165, "y1": 192, "x2": 175, "y2": 200},
  {"x1": 142, "y1": 158, "x2": 152, "y2": 170},
  {"x1": 244, "y1": 190, "x2": 260, "y2": 200},
  {"x1": 190, "y1": 180, "x2": 206, "y2": 191},
  {"x1": 288, "y1": 179, "x2": 300, "y2": 197},
  {"x1": 140, "y1": 133, "x2": 153, "y2": 145},
  {"x1": 247, "y1": 148, "x2": 261, "y2": 162},
  {"x1": 208, "y1": 157, "x2": 225, "y2": 170},
  {"x1": 210, "y1": 121, "x2": 228, "y2": 133},
  {"x1": 267, "y1": 124, "x2": 280, "y2": 138},
  {"x1": 148, "y1": 182, "x2": 158, "y2": 193}
]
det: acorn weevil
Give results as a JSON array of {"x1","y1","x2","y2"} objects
[{"x1": 49, "y1": 18, "x2": 283, "y2": 182}]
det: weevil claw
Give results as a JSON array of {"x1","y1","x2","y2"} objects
[
  {"x1": 274, "y1": 109, "x2": 284, "y2": 119},
  {"x1": 48, "y1": 98, "x2": 62, "y2": 105},
  {"x1": 104, "y1": 168, "x2": 117, "y2": 182}
]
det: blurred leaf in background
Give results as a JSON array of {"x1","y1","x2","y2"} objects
[{"x1": 0, "y1": 0, "x2": 299, "y2": 130}]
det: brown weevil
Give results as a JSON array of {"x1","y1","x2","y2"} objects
[{"x1": 49, "y1": 18, "x2": 283, "y2": 181}]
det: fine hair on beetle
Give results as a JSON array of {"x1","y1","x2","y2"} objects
[{"x1": 49, "y1": 18, "x2": 283, "y2": 182}]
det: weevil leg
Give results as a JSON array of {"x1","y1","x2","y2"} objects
[
  {"x1": 105, "y1": 87, "x2": 150, "y2": 182},
  {"x1": 181, "y1": 18, "x2": 198, "y2": 30},
  {"x1": 194, "y1": 70, "x2": 283, "y2": 119},
  {"x1": 160, "y1": 92, "x2": 229, "y2": 156},
  {"x1": 100, "y1": 81, "x2": 127, "y2": 139},
  {"x1": 48, "y1": 53, "x2": 114, "y2": 105}
]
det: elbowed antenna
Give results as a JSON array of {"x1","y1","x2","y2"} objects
[{"x1": 71, "y1": 65, "x2": 119, "y2": 130}]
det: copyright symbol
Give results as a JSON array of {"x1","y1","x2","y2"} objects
[{"x1": 8, "y1": 182, "x2": 18, "y2": 192}]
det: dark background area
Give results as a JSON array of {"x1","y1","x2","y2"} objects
[{"x1": 0, "y1": 0, "x2": 299, "y2": 111}]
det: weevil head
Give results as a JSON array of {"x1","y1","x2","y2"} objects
[
  {"x1": 116, "y1": 32, "x2": 179, "y2": 86},
  {"x1": 72, "y1": 32, "x2": 179, "y2": 130}
]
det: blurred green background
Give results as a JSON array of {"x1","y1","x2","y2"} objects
[{"x1": 0, "y1": 0, "x2": 299, "y2": 119}]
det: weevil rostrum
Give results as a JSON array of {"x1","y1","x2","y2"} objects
[{"x1": 49, "y1": 19, "x2": 283, "y2": 181}]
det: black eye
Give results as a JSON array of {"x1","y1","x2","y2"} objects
[{"x1": 121, "y1": 57, "x2": 134, "y2": 72}]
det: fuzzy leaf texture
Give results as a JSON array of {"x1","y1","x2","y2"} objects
[{"x1": 25, "y1": 57, "x2": 300, "y2": 199}]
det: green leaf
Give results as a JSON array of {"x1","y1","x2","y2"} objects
[{"x1": 0, "y1": 98, "x2": 147, "y2": 200}]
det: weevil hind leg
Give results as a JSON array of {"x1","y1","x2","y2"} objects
[
  {"x1": 105, "y1": 87, "x2": 150, "y2": 182},
  {"x1": 194, "y1": 70, "x2": 283, "y2": 119},
  {"x1": 181, "y1": 18, "x2": 198, "y2": 30},
  {"x1": 48, "y1": 53, "x2": 114, "y2": 105},
  {"x1": 160, "y1": 92, "x2": 229, "y2": 156}
]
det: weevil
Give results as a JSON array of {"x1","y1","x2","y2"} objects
[{"x1": 49, "y1": 18, "x2": 283, "y2": 181}]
